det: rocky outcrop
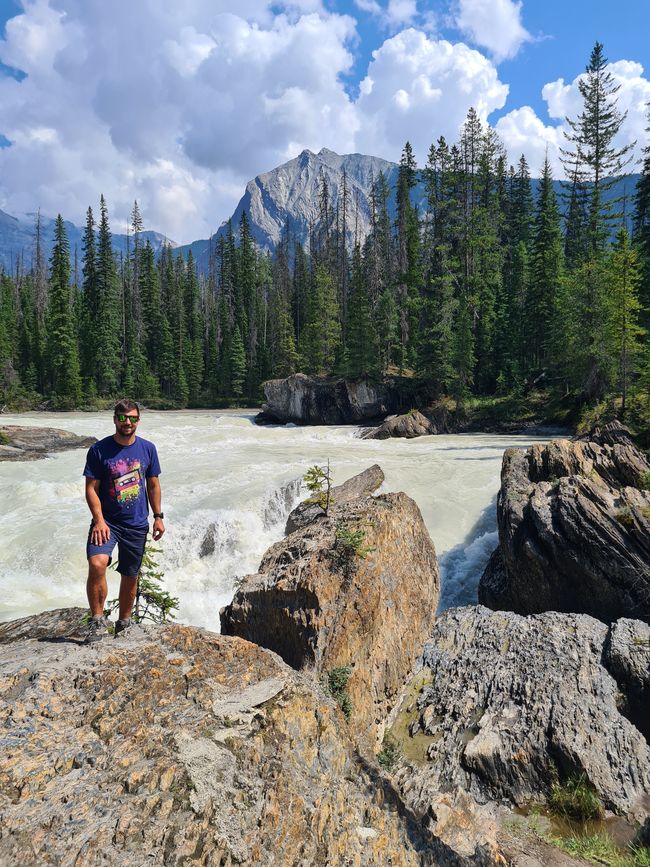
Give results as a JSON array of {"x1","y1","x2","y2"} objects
[
  {"x1": 389, "y1": 606, "x2": 650, "y2": 826},
  {"x1": 362, "y1": 410, "x2": 437, "y2": 440},
  {"x1": 0, "y1": 608, "x2": 467, "y2": 867},
  {"x1": 605, "y1": 618, "x2": 650, "y2": 741},
  {"x1": 0, "y1": 425, "x2": 96, "y2": 461},
  {"x1": 221, "y1": 486, "x2": 439, "y2": 753},
  {"x1": 479, "y1": 421, "x2": 650, "y2": 623},
  {"x1": 256, "y1": 372, "x2": 405, "y2": 425},
  {"x1": 285, "y1": 463, "x2": 384, "y2": 534}
]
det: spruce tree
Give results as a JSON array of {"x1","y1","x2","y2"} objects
[
  {"x1": 95, "y1": 196, "x2": 121, "y2": 394},
  {"x1": 47, "y1": 215, "x2": 81, "y2": 404}
]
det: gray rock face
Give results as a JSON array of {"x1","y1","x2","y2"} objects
[
  {"x1": 221, "y1": 485, "x2": 439, "y2": 753},
  {"x1": 392, "y1": 606, "x2": 650, "y2": 821},
  {"x1": 258, "y1": 372, "x2": 404, "y2": 425},
  {"x1": 0, "y1": 609, "x2": 461, "y2": 867},
  {"x1": 0, "y1": 425, "x2": 97, "y2": 461},
  {"x1": 363, "y1": 410, "x2": 437, "y2": 440},
  {"x1": 479, "y1": 421, "x2": 650, "y2": 623},
  {"x1": 605, "y1": 618, "x2": 650, "y2": 741},
  {"x1": 285, "y1": 463, "x2": 384, "y2": 534}
]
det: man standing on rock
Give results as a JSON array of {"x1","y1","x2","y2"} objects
[{"x1": 82, "y1": 399, "x2": 165, "y2": 643}]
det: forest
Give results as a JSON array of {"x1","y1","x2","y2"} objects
[{"x1": 0, "y1": 43, "x2": 648, "y2": 432}]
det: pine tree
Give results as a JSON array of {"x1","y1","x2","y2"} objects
[
  {"x1": 95, "y1": 196, "x2": 121, "y2": 394},
  {"x1": 562, "y1": 42, "x2": 634, "y2": 254},
  {"x1": 633, "y1": 105, "x2": 650, "y2": 332},
  {"x1": 347, "y1": 244, "x2": 378, "y2": 378},
  {"x1": 530, "y1": 154, "x2": 565, "y2": 376},
  {"x1": 607, "y1": 228, "x2": 644, "y2": 415},
  {"x1": 230, "y1": 326, "x2": 247, "y2": 402},
  {"x1": 395, "y1": 142, "x2": 421, "y2": 370},
  {"x1": 47, "y1": 215, "x2": 81, "y2": 404}
]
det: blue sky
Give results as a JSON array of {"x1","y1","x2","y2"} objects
[{"x1": 0, "y1": 0, "x2": 648, "y2": 242}]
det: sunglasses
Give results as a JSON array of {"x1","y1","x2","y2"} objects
[{"x1": 116, "y1": 414, "x2": 140, "y2": 423}]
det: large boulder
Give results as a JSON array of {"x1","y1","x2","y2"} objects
[
  {"x1": 0, "y1": 609, "x2": 464, "y2": 867},
  {"x1": 362, "y1": 410, "x2": 437, "y2": 440},
  {"x1": 285, "y1": 463, "x2": 384, "y2": 534},
  {"x1": 0, "y1": 425, "x2": 96, "y2": 461},
  {"x1": 389, "y1": 606, "x2": 650, "y2": 825},
  {"x1": 479, "y1": 421, "x2": 650, "y2": 623},
  {"x1": 221, "y1": 487, "x2": 439, "y2": 753},
  {"x1": 256, "y1": 372, "x2": 405, "y2": 424}
]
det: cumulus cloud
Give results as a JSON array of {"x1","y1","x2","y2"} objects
[
  {"x1": 0, "y1": 0, "x2": 516, "y2": 242},
  {"x1": 496, "y1": 59, "x2": 650, "y2": 177},
  {"x1": 454, "y1": 0, "x2": 531, "y2": 62},
  {"x1": 356, "y1": 29, "x2": 508, "y2": 162},
  {"x1": 353, "y1": 0, "x2": 420, "y2": 30}
]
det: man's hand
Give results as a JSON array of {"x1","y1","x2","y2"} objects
[
  {"x1": 153, "y1": 517, "x2": 165, "y2": 541},
  {"x1": 91, "y1": 518, "x2": 110, "y2": 545}
]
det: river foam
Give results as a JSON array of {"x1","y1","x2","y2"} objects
[{"x1": 0, "y1": 410, "x2": 552, "y2": 630}]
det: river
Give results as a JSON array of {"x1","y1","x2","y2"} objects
[{"x1": 0, "y1": 410, "x2": 553, "y2": 630}]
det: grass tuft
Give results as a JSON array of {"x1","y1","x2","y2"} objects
[{"x1": 548, "y1": 772, "x2": 604, "y2": 821}]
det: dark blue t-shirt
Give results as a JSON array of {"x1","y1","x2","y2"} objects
[{"x1": 83, "y1": 435, "x2": 161, "y2": 529}]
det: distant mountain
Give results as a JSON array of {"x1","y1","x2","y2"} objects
[
  {"x1": 0, "y1": 208, "x2": 175, "y2": 275},
  {"x1": 176, "y1": 148, "x2": 404, "y2": 270},
  {"x1": 0, "y1": 148, "x2": 641, "y2": 275},
  {"x1": 177, "y1": 148, "x2": 641, "y2": 272}
]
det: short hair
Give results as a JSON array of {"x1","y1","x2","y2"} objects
[{"x1": 114, "y1": 399, "x2": 140, "y2": 417}]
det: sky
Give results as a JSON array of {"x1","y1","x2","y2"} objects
[{"x1": 0, "y1": 0, "x2": 648, "y2": 244}]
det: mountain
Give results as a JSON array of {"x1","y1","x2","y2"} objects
[
  {"x1": 0, "y1": 208, "x2": 175, "y2": 275},
  {"x1": 0, "y1": 148, "x2": 641, "y2": 275},
  {"x1": 175, "y1": 148, "x2": 404, "y2": 270},
  {"x1": 177, "y1": 149, "x2": 640, "y2": 272}
]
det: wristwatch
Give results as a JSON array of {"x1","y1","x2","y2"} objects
[{"x1": 153, "y1": 512, "x2": 164, "y2": 519}]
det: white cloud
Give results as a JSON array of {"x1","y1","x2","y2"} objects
[
  {"x1": 454, "y1": 0, "x2": 531, "y2": 62},
  {"x1": 353, "y1": 0, "x2": 419, "y2": 30},
  {"x1": 496, "y1": 59, "x2": 650, "y2": 177},
  {"x1": 356, "y1": 29, "x2": 508, "y2": 163},
  {"x1": 0, "y1": 1, "x2": 358, "y2": 241}
]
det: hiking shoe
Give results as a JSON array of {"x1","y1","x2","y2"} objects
[
  {"x1": 114, "y1": 618, "x2": 133, "y2": 638},
  {"x1": 84, "y1": 616, "x2": 110, "y2": 645}
]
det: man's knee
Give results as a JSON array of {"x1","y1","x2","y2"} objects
[{"x1": 88, "y1": 554, "x2": 109, "y2": 575}]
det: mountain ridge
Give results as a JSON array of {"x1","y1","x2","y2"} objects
[{"x1": 0, "y1": 149, "x2": 641, "y2": 275}]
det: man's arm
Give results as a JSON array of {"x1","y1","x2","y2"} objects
[
  {"x1": 146, "y1": 476, "x2": 165, "y2": 541},
  {"x1": 85, "y1": 478, "x2": 110, "y2": 544}
]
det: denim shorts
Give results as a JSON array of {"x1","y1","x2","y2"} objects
[{"x1": 86, "y1": 521, "x2": 149, "y2": 577}]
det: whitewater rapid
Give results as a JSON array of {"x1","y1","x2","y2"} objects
[{"x1": 0, "y1": 411, "x2": 552, "y2": 630}]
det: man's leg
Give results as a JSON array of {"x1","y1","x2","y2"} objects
[
  {"x1": 87, "y1": 554, "x2": 110, "y2": 618},
  {"x1": 118, "y1": 574, "x2": 138, "y2": 621}
]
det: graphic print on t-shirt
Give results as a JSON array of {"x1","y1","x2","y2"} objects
[{"x1": 109, "y1": 458, "x2": 143, "y2": 505}]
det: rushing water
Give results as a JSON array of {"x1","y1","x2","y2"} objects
[{"x1": 0, "y1": 411, "x2": 553, "y2": 630}]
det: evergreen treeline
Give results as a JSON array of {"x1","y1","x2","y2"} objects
[{"x1": 0, "y1": 43, "x2": 648, "y2": 425}]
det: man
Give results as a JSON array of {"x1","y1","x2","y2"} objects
[{"x1": 82, "y1": 399, "x2": 165, "y2": 643}]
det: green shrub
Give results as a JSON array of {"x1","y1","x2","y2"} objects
[
  {"x1": 325, "y1": 666, "x2": 352, "y2": 720},
  {"x1": 377, "y1": 735, "x2": 400, "y2": 771},
  {"x1": 638, "y1": 471, "x2": 650, "y2": 491},
  {"x1": 0, "y1": 430, "x2": 9, "y2": 445},
  {"x1": 548, "y1": 772, "x2": 604, "y2": 821},
  {"x1": 549, "y1": 831, "x2": 650, "y2": 867},
  {"x1": 106, "y1": 537, "x2": 179, "y2": 624},
  {"x1": 615, "y1": 507, "x2": 635, "y2": 528}
]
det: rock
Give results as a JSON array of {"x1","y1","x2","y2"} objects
[
  {"x1": 362, "y1": 410, "x2": 437, "y2": 440},
  {"x1": 0, "y1": 425, "x2": 97, "y2": 461},
  {"x1": 604, "y1": 618, "x2": 650, "y2": 741},
  {"x1": 285, "y1": 463, "x2": 384, "y2": 534},
  {"x1": 479, "y1": 421, "x2": 650, "y2": 623},
  {"x1": 389, "y1": 606, "x2": 650, "y2": 825},
  {"x1": 0, "y1": 608, "x2": 467, "y2": 867},
  {"x1": 257, "y1": 372, "x2": 405, "y2": 425},
  {"x1": 221, "y1": 489, "x2": 439, "y2": 753}
]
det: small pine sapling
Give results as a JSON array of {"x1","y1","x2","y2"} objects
[
  {"x1": 303, "y1": 460, "x2": 333, "y2": 515},
  {"x1": 106, "y1": 535, "x2": 179, "y2": 624}
]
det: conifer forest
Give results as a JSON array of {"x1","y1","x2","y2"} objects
[{"x1": 1, "y1": 44, "x2": 649, "y2": 430}]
